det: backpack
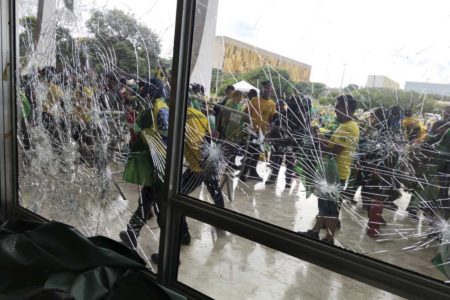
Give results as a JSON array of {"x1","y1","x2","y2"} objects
[{"x1": 152, "y1": 98, "x2": 170, "y2": 143}]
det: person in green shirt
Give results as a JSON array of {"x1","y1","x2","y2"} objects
[{"x1": 223, "y1": 90, "x2": 245, "y2": 143}]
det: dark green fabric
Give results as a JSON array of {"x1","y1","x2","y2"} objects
[
  {"x1": 0, "y1": 220, "x2": 183, "y2": 300},
  {"x1": 20, "y1": 93, "x2": 32, "y2": 119},
  {"x1": 432, "y1": 253, "x2": 450, "y2": 279},
  {"x1": 122, "y1": 109, "x2": 163, "y2": 188},
  {"x1": 122, "y1": 150, "x2": 159, "y2": 187}
]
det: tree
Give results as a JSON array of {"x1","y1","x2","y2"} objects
[
  {"x1": 18, "y1": 16, "x2": 37, "y2": 66},
  {"x1": 294, "y1": 82, "x2": 328, "y2": 98},
  {"x1": 85, "y1": 9, "x2": 161, "y2": 76},
  {"x1": 19, "y1": 16, "x2": 76, "y2": 71}
]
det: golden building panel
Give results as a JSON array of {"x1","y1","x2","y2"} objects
[{"x1": 216, "y1": 36, "x2": 311, "y2": 83}]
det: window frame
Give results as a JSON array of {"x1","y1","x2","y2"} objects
[
  {"x1": 158, "y1": 1, "x2": 450, "y2": 299},
  {"x1": 0, "y1": 0, "x2": 449, "y2": 299}
]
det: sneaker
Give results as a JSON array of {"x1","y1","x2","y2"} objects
[
  {"x1": 119, "y1": 230, "x2": 137, "y2": 249},
  {"x1": 298, "y1": 230, "x2": 319, "y2": 240},
  {"x1": 181, "y1": 232, "x2": 191, "y2": 245}
]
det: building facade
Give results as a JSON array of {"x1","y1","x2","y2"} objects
[
  {"x1": 404, "y1": 81, "x2": 450, "y2": 96},
  {"x1": 365, "y1": 75, "x2": 400, "y2": 89},
  {"x1": 214, "y1": 36, "x2": 311, "y2": 83}
]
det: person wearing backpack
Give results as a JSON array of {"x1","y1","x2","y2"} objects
[{"x1": 120, "y1": 77, "x2": 191, "y2": 249}]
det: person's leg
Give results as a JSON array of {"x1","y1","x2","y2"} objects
[
  {"x1": 344, "y1": 169, "x2": 363, "y2": 205},
  {"x1": 267, "y1": 144, "x2": 282, "y2": 184},
  {"x1": 240, "y1": 142, "x2": 262, "y2": 181},
  {"x1": 298, "y1": 197, "x2": 326, "y2": 240},
  {"x1": 121, "y1": 185, "x2": 154, "y2": 248},
  {"x1": 181, "y1": 169, "x2": 204, "y2": 195},
  {"x1": 246, "y1": 143, "x2": 262, "y2": 177},
  {"x1": 323, "y1": 216, "x2": 339, "y2": 242},
  {"x1": 204, "y1": 175, "x2": 225, "y2": 207},
  {"x1": 367, "y1": 196, "x2": 384, "y2": 237},
  {"x1": 152, "y1": 187, "x2": 191, "y2": 244},
  {"x1": 323, "y1": 210, "x2": 339, "y2": 243},
  {"x1": 285, "y1": 151, "x2": 296, "y2": 187},
  {"x1": 323, "y1": 180, "x2": 346, "y2": 243}
]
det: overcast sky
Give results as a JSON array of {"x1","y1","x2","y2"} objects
[
  {"x1": 215, "y1": 0, "x2": 450, "y2": 88},
  {"x1": 37, "y1": 0, "x2": 450, "y2": 88}
]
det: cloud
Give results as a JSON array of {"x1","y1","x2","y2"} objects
[{"x1": 230, "y1": 20, "x2": 257, "y2": 38}]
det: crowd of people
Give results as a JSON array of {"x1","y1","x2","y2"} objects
[
  {"x1": 175, "y1": 80, "x2": 450, "y2": 248},
  {"x1": 18, "y1": 66, "x2": 450, "y2": 262}
]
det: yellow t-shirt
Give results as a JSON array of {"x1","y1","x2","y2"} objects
[
  {"x1": 74, "y1": 86, "x2": 94, "y2": 123},
  {"x1": 247, "y1": 97, "x2": 276, "y2": 135},
  {"x1": 184, "y1": 107, "x2": 209, "y2": 172},
  {"x1": 43, "y1": 83, "x2": 64, "y2": 114},
  {"x1": 329, "y1": 120, "x2": 360, "y2": 180},
  {"x1": 402, "y1": 116, "x2": 427, "y2": 143}
]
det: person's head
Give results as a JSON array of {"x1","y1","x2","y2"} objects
[
  {"x1": 225, "y1": 85, "x2": 235, "y2": 98},
  {"x1": 404, "y1": 108, "x2": 412, "y2": 117},
  {"x1": 430, "y1": 120, "x2": 448, "y2": 135},
  {"x1": 335, "y1": 94, "x2": 357, "y2": 123},
  {"x1": 146, "y1": 77, "x2": 167, "y2": 101},
  {"x1": 105, "y1": 72, "x2": 118, "y2": 88},
  {"x1": 191, "y1": 83, "x2": 205, "y2": 95},
  {"x1": 288, "y1": 94, "x2": 311, "y2": 114},
  {"x1": 247, "y1": 89, "x2": 258, "y2": 100},
  {"x1": 232, "y1": 90, "x2": 243, "y2": 103},
  {"x1": 287, "y1": 94, "x2": 312, "y2": 127},
  {"x1": 260, "y1": 80, "x2": 272, "y2": 99},
  {"x1": 388, "y1": 105, "x2": 401, "y2": 118},
  {"x1": 370, "y1": 107, "x2": 386, "y2": 127}
]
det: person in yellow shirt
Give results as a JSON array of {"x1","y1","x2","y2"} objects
[
  {"x1": 300, "y1": 95, "x2": 359, "y2": 245},
  {"x1": 240, "y1": 80, "x2": 276, "y2": 181},
  {"x1": 39, "y1": 67, "x2": 64, "y2": 150},
  {"x1": 182, "y1": 101, "x2": 225, "y2": 207},
  {"x1": 402, "y1": 109, "x2": 427, "y2": 143}
]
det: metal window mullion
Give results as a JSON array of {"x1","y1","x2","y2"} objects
[
  {"x1": 172, "y1": 194, "x2": 450, "y2": 300},
  {"x1": 0, "y1": 0, "x2": 17, "y2": 222},
  {"x1": 158, "y1": 0, "x2": 197, "y2": 286}
]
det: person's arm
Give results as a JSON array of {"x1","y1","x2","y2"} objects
[
  {"x1": 267, "y1": 109, "x2": 276, "y2": 125},
  {"x1": 318, "y1": 130, "x2": 346, "y2": 155}
]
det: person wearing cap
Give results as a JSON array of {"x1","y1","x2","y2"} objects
[{"x1": 119, "y1": 77, "x2": 192, "y2": 248}]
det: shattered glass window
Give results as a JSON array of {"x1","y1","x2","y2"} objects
[
  {"x1": 16, "y1": 0, "x2": 176, "y2": 269},
  {"x1": 180, "y1": 0, "x2": 450, "y2": 283}
]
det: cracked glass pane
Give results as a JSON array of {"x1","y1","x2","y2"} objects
[
  {"x1": 179, "y1": 0, "x2": 450, "y2": 283},
  {"x1": 16, "y1": 0, "x2": 176, "y2": 270}
]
